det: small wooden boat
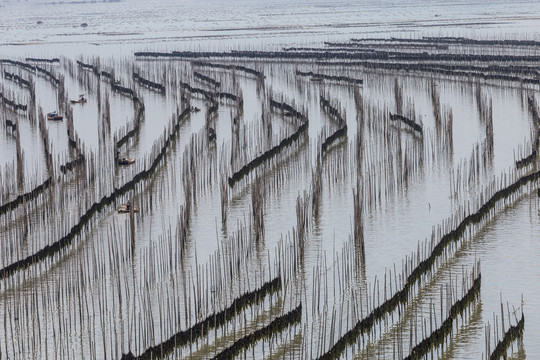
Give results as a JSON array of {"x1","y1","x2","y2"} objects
[
  {"x1": 118, "y1": 157, "x2": 135, "y2": 165},
  {"x1": 70, "y1": 94, "x2": 87, "y2": 104},
  {"x1": 47, "y1": 111, "x2": 63, "y2": 121},
  {"x1": 118, "y1": 204, "x2": 139, "y2": 213},
  {"x1": 190, "y1": 106, "x2": 201, "y2": 113}
]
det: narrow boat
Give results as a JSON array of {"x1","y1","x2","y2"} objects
[
  {"x1": 118, "y1": 203, "x2": 139, "y2": 213},
  {"x1": 47, "y1": 111, "x2": 63, "y2": 121},
  {"x1": 118, "y1": 157, "x2": 135, "y2": 165},
  {"x1": 70, "y1": 94, "x2": 87, "y2": 104},
  {"x1": 190, "y1": 106, "x2": 201, "y2": 112}
]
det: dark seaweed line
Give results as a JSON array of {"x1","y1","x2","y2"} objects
[
  {"x1": 35, "y1": 65, "x2": 59, "y2": 86},
  {"x1": 4, "y1": 71, "x2": 31, "y2": 88},
  {"x1": 0, "y1": 108, "x2": 191, "y2": 281},
  {"x1": 26, "y1": 57, "x2": 60, "y2": 63},
  {"x1": 181, "y1": 81, "x2": 240, "y2": 104},
  {"x1": 322, "y1": 41, "x2": 449, "y2": 50},
  {"x1": 133, "y1": 49, "x2": 540, "y2": 64},
  {"x1": 135, "y1": 51, "x2": 264, "y2": 79},
  {"x1": 1, "y1": 59, "x2": 58, "y2": 85},
  {"x1": 0, "y1": 92, "x2": 27, "y2": 111},
  {"x1": 318, "y1": 169, "x2": 540, "y2": 360},
  {"x1": 0, "y1": 177, "x2": 53, "y2": 217},
  {"x1": 490, "y1": 313, "x2": 525, "y2": 360},
  {"x1": 97, "y1": 69, "x2": 140, "y2": 102},
  {"x1": 321, "y1": 126, "x2": 347, "y2": 154},
  {"x1": 319, "y1": 96, "x2": 347, "y2": 153},
  {"x1": 123, "y1": 276, "x2": 282, "y2": 360},
  {"x1": 297, "y1": 70, "x2": 363, "y2": 85},
  {"x1": 351, "y1": 36, "x2": 540, "y2": 47},
  {"x1": 319, "y1": 96, "x2": 346, "y2": 125},
  {"x1": 191, "y1": 60, "x2": 263, "y2": 79},
  {"x1": 211, "y1": 303, "x2": 302, "y2": 360},
  {"x1": 180, "y1": 81, "x2": 214, "y2": 100},
  {"x1": 404, "y1": 274, "x2": 481, "y2": 360},
  {"x1": 194, "y1": 71, "x2": 221, "y2": 87},
  {"x1": 188, "y1": 60, "x2": 263, "y2": 79},
  {"x1": 60, "y1": 154, "x2": 85, "y2": 174},
  {"x1": 116, "y1": 102, "x2": 145, "y2": 148},
  {"x1": 328, "y1": 60, "x2": 540, "y2": 86},
  {"x1": 270, "y1": 99, "x2": 307, "y2": 122},
  {"x1": 351, "y1": 59, "x2": 540, "y2": 79},
  {"x1": 515, "y1": 150, "x2": 537, "y2": 168},
  {"x1": 0, "y1": 59, "x2": 36, "y2": 72},
  {"x1": 112, "y1": 83, "x2": 138, "y2": 100},
  {"x1": 228, "y1": 122, "x2": 308, "y2": 187},
  {"x1": 218, "y1": 92, "x2": 240, "y2": 103},
  {"x1": 516, "y1": 97, "x2": 539, "y2": 168},
  {"x1": 228, "y1": 100, "x2": 308, "y2": 187},
  {"x1": 132, "y1": 72, "x2": 165, "y2": 94},
  {"x1": 76, "y1": 60, "x2": 96, "y2": 72},
  {"x1": 389, "y1": 113, "x2": 423, "y2": 134}
]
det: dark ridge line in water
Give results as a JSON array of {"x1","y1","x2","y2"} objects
[
  {"x1": 490, "y1": 313, "x2": 525, "y2": 360},
  {"x1": 228, "y1": 99, "x2": 308, "y2": 187},
  {"x1": 4, "y1": 70, "x2": 30, "y2": 88},
  {"x1": 191, "y1": 60, "x2": 264, "y2": 80},
  {"x1": 116, "y1": 101, "x2": 145, "y2": 149},
  {"x1": 321, "y1": 126, "x2": 347, "y2": 154},
  {"x1": 189, "y1": 60, "x2": 263, "y2": 80},
  {"x1": 35, "y1": 64, "x2": 59, "y2": 86},
  {"x1": 0, "y1": 177, "x2": 53, "y2": 217},
  {"x1": 319, "y1": 95, "x2": 348, "y2": 153},
  {"x1": 180, "y1": 80, "x2": 241, "y2": 106},
  {"x1": 0, "y1": 108, "x2": 191, "y2": 281},
  {"x1": 112, "y1": 82, "x2": 138, "y2": 100},
  {"x1": 327, "y1": 61, "x2": 540, "y2": 86},
  {"x1": 404, "y1": 273, "x2": 481, "y2": 360},
  {"x1": 59, "y1": 154, "x2": 85, "y2": 174},
  {"x1": 76, "y1": 60, "x2": 97, "y2": 72},
  {"x1": 516, "y1": 97, "x2": 539, "y2": 169},
  {"x1": 0, "y1": 59, "x2": 36, "y2": 72},
  {"x1": 180, "y1": 81, "x2": 214, "y2": 100},
  {"x1": 351, "y1": 36, "x2": 540, "y2": 47},
  {"x1": 211, "y1": 303, "x2": 302, "y2": 360},
  {"x1": 134, "y1": 49, "x2": 540, "y2": 64},
  {"x1": 1, "y1": 59, "x2": 58, "y2": 86},
  {"x1": 515, "y1": 150, "x2": 537, "y2": 169},
  {"x1": 101, "y1": 70, "x2": 112, "y2": 79},
  {"x1": 132, "y1": 72, "x2": 165, "y2": 94},
  {"x1": 217, "y1": 91, "x2": 241, "y2": 105},
  {"x1": 297, "y1": 70, "x2": 363, "y2": 85},
  {"x1": 389, "y1": 113, "x2": 423, "y2": 134},
  {"x1": 319, "y1": 95, "x2": 346, "y2": 126},
  {"x1": 122, "y1": 276, "x2": 283, "y2": 360},
  {"x1": 321, "y1": 41, "x2": 449, "y2": 50},
  {"x1": 317, "y1": 169, "x2": 540, "y2": 360},
  {"x1": 25, "y1": 57, "x2": 60, "y2": 64},
  {"x1": 270, "y1": 99, "x2": 307, "y2": 122},
  {"x1": 0, "y1": 92, "x2": 27, "y2": 112},
  {"x1": 194, "y1": 71, "x2": 221, "y2": 88}
]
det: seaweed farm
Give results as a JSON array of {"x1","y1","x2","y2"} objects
[{"x1": 1, "y1": 1, "x2": 540, "y2": 359}]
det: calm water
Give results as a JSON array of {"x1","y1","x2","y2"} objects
[{"x1": 0, "y1": 0, "x2": 539, "y2": 359}]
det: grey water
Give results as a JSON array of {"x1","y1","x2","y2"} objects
[{"x1": 0, "y1": 0, "x2": 539, "y2": 359}]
